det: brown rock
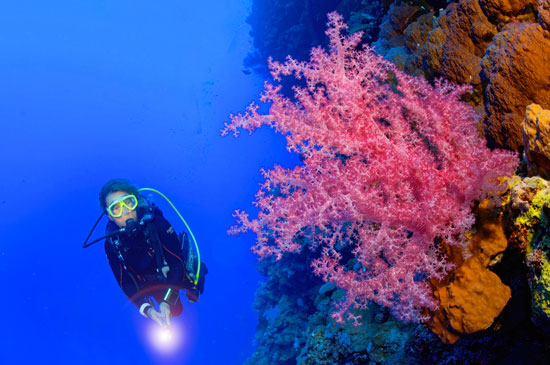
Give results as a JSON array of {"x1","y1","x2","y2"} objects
[
  {"x1": 404, "y1": 13, "x2": 434, "y2": 52},
  {"x1": 540, "y1": 0, "x2": 550, "y2": 31},
  {"x1": 438, "y1": 260, "x2": 511, "y2": 334},
  {"x1": 523, "y1": 104, "x2": 550, "y2": 178},
  {"x1": 416, "y1": 0, "x2": 496, "y2": 85},
  {"x1": 479, "y1": 0, "x2": 538, "y2": 24},
  {"x1": 373, "y1": 1, "x2": 419, "y2": 53},
  {"x1": 371, "y1": 0, "x2": 550, "y2": 153},
  {"x1": 482, "y1": 22, "x2": 550, "y2": 149},
  {"x1": 429, "y1": 200, "x2": 511, "y2": 344}
]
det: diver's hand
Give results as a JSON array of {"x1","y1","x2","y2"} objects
[
  {"x1": 147, "y1": 307, "x2": 166, "y2": 328},
  {"x1": 159, "y1": 301, "x2": 171, "y2": 327}
]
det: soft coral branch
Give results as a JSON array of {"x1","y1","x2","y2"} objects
[{"x1": 223, "y1": 12, "x2": 518, "y2": 323}]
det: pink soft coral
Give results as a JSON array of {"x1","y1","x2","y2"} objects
[{"x1": 222, "y1": 12, "x2": 518, "y2": 323}]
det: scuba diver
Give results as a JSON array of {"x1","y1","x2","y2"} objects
[{"x1": 83, "y1": 179, "x2": 207, "y2": 327}]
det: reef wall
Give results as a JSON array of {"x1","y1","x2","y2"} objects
[
  {"x1": 242, "y1": 0, "x2": 550, "y2": 363},
  {"x1": 247, "y1": 0, "x2": 550, "y2": 151}
]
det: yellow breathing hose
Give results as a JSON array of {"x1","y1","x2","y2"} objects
[{"x1": 138, "y1": 188, "x2": 201, "y2": 286}]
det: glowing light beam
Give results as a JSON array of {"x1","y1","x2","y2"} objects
[{"x1": 149, "y1": 324, "x2": 182, "y2": 353}]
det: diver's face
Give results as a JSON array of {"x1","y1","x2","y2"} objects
[{"x1": 105, "y1": 190, "x2": 138, "y2": 228}]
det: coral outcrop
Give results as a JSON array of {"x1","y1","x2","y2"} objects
[
  {"x1": 430, "y1": 200, "x2": 511, "y2": 344},
  {"x1": 372, "y1": 1, "x2": 420, "y2": 70},
  {"x1": 366, "y1": 0, "x2": 550, "y2": 150},
  {"x1": 416, "y1": 0, "x2": 496, "y2": 86},
  {"x1": 505, "y1": 176, "x2": 550, "y2": 335},
  {"x1": 245, "y1": 190, "x2": 550, "y2": 363},
  {"x1": 482, "y1": 22, "x2": 550, "y2": 150},
  {"x1": 478, "y1": 0, "x2": 538, "y2": 24},
  {"x1": 540, "y1": 0, "x2": 550, "y2": 30},
  {"x1": 523, "y1": 103, "x2": 550, "y2": 178}
]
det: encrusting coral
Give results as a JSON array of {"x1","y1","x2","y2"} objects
[
  {"x1": 505, "y1": 176, "x2": 550, "y2": 335},
  {"x1": 523, "y1": 103, "x2": 550, "y2": 178},
  {"x1": 429, "y1": 200, "x2": 511, "y2": 344}
]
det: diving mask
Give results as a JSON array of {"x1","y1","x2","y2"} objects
[{"x1": 107, "y1": 194, "x2": 138, "y2": 217}]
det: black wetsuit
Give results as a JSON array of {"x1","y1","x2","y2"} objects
[{"x1": 104, "y1": 204, "x2": 205, "y2": 317}]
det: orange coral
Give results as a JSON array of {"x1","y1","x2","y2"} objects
[{"x1": 429, "y1": 200, "x2": 511, "y2": 344}]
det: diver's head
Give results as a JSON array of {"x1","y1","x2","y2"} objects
[
  {"x1": 99, "y1": 179, "x2": 144, "y2": 228},
  {"x1": 105, "y1": 190, "x2": 138, "y2": 227}
]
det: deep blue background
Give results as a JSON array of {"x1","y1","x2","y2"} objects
[{"x1": 0, "y1": 1, "x2": 299, "y2": 363}]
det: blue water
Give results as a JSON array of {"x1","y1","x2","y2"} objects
[{"x1": 0, "y1": 1, "x2": 298, "y2": 363}]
